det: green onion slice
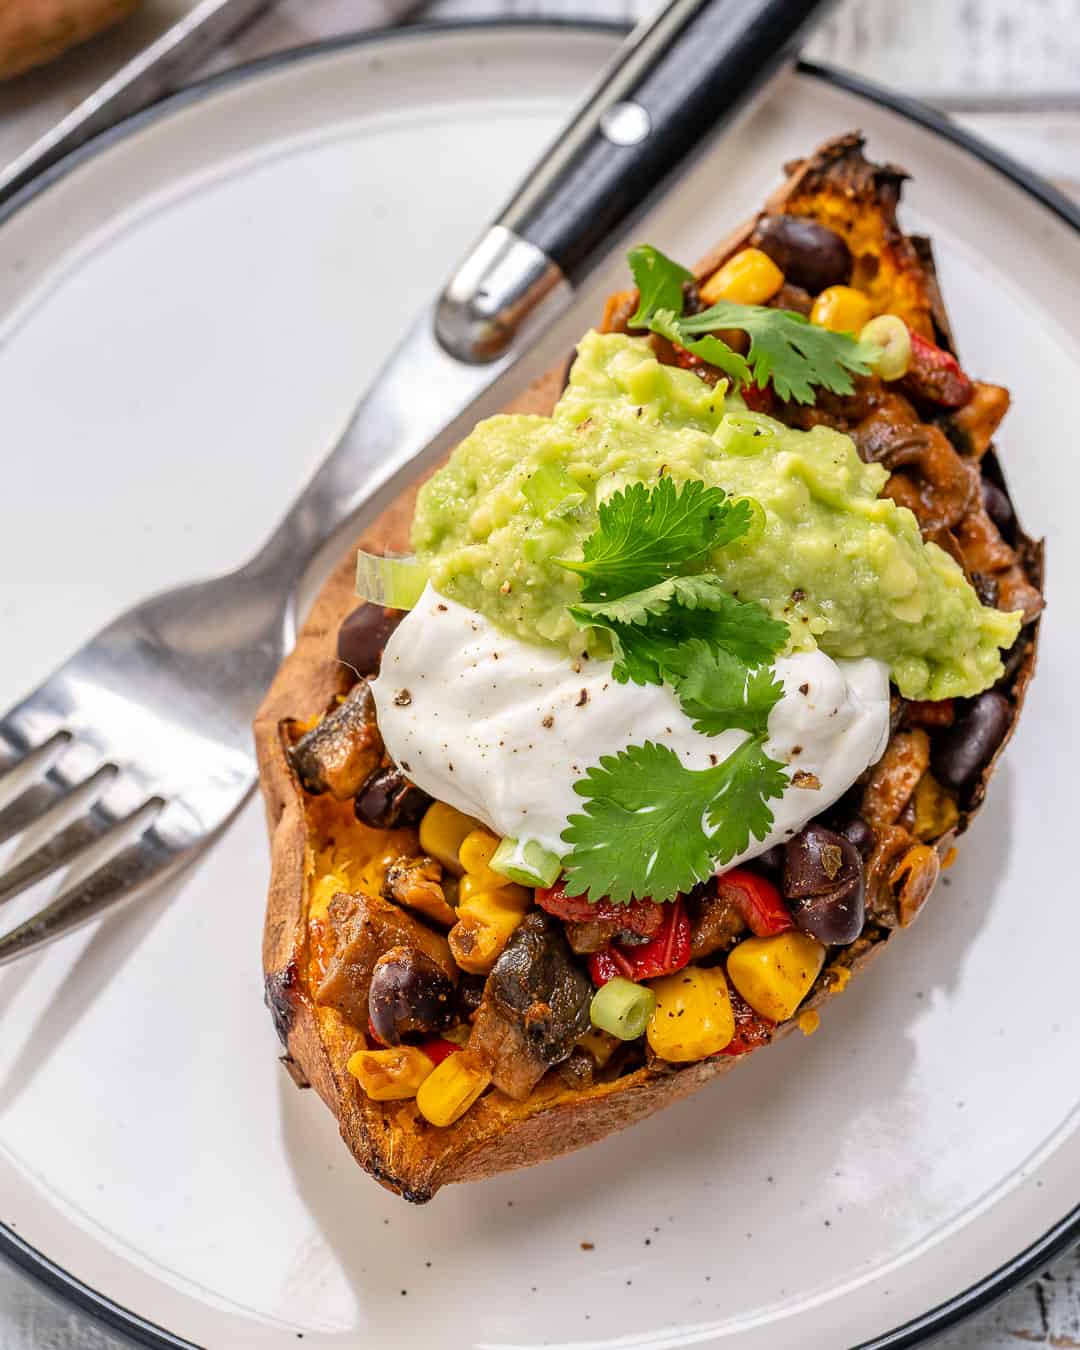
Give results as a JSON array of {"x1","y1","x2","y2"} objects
[
  {"x1": 589, "y1": 977, "x2": 656, "y2": 1041},
  {"x1": 489, "y1": 837, "x2": 562, "y2": 889},
  {"x1": 523, "y1": 464, "x2": 587, "y2": 519},
  {"x1": 355, "y1": 551, "x2": 428, "y2": 610}
]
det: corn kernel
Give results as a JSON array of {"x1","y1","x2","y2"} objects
[
  {"x1": 416, "y1": 1050, "x2": 491, "y2": 1127},
  {"x1": 449, "y1": 888, "x2": 528, "y2": 974},
  {"x1": 727, "y1": 931, "x2": 826, "y2": 1023},
  {"x1": 458, "y1": 829, "x2": 505, "y2": 889},
  {"x1": 419, "y1": 803, "x2": 477, "y2": 875},
  {"x1": 347, "y1": 1046, "x2": 434, "y2": 1101},
  {"x1": 798, "y1": 1009, "x2": 821, "y2": 1037},
  {"x1": 700, "y1": 248, "x2": 784, "y2": 306},
  {"x1": 913, "y1": 771, "x2": 960, "y2": 842},
  {"x1": 457, "y1": 877, "x2": 531, "y2": 910},
  {"x1": 810, "y1": 285, "x2": 872, "y2": 333},
  {"x1": 646, "y1": 966, "x2": 735, "y2": 1062}
]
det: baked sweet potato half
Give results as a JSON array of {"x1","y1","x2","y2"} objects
[{"x1": 255, "y1": 133, "x2": 1042, "y2": 1203}]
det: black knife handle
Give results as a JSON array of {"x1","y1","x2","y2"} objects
[
  {"x1": 500, "y1": 0, "x2": 831, "y2": 280},
  {"x1": 435, "y1": 0, "x2": 833, "y2": 363}
]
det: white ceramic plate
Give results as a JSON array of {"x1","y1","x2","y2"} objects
[{"x1": 1, "y1": 23, "x2": 1077, "y2": 1350}]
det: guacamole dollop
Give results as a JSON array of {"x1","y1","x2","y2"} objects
[{"x1": 412, "y1": 331, "x2": 1020, "y2": 700}]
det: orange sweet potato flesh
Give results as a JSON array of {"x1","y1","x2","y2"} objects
[{"x1": 255, "y1": 133, "x2": 1042, "y2": 1203}]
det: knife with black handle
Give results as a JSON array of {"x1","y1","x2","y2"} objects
[
  {"x1": 254, "y1": 0, "x2": 835, "y2": 585},
  {"x1": 436, "y1": 0, "x2": 833, "y2": 363}
]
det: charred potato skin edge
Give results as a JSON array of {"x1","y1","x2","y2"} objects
[{"x1": 254, "y1": 133, "x2": 1042, "y2": 1202}]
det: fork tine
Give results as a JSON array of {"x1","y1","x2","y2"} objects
[
  {"x1": 0, "y1": 730, "x2": 70, "y2": 802},
  {"x1": 0, "y1": 764, "x2": 114, "y2": 849},
  {"x1": 0, "y1": 795, "x2": 136, "y2": 908},
  {"x1": 0, "y1": 819, "x2": 188, "y2": 967}
]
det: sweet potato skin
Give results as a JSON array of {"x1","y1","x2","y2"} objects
[
  {"x1": 255, "y1": 134, "x2": 1041, "y2": 1202},
  {"x1": 0, "y1": 0, "x2": 141, "y2": 80}
]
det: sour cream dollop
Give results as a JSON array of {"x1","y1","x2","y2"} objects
[{"x1": 372, "y1": 586, "x2": 890, "y2": 868}]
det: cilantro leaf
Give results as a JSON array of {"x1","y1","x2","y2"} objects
[
  {"x1": 663, "y1": 639, "x2": 784, "y2": 736},
  {"x1": 623, "y1": 243, "x2": 875, "y2": 404},
  {"x1": 679, "y1": 300, "x2": 873, "y2": 404},
  {"x1": 556, "y1": 478, "x2": 747, "y2": 602},
  {"x1": 572, "y1": 578, "x2": 789, "y2": 681},
  {"x1": 650, "y1": 308, "x2": 751, "y2": 386},
  {"x1": 560, "y1": 737, "x2": 788, "y2": 903},
  {"x1": 627, "y1": 244, "x2": 693, "y2": 328},
  {"x1": 705, "y1": 737, "x2": 790, "y2": 866}
]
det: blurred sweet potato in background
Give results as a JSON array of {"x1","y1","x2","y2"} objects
[{"x1": 0, "y1": 0, "x2": 142, "y2": 80}]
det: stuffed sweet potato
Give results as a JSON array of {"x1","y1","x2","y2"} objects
[{"x1": 255, "y1": 133, "x2": 1042, "y2": 1203}]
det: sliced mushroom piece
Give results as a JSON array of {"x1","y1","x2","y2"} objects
[
  {"x1": 383, "y1": 855, "x2": 456, "y2": 927},
  {"x1": 290, "y1": 681, "x2": 383, "y2": 799},
  {"x1": 468, "y1": 912, "x2": 592, "y2": 1101},
  {"x1": 315, "y1": 891, "x2": 455, "y2": 1029}
]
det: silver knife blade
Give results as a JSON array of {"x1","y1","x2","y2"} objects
[{"x1": 252, "y1": 283, "x2": 577, "y2": 592}]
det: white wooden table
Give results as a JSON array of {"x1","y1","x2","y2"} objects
[{"x1": 1, "y1": 2, "x2": 1078, "y2": 1346}]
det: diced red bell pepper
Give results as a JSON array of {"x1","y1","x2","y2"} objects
[
  {"x1": 715, "y1": 989, "x2": 774, "y2": 1057},
  {"x1": 716, "y1": 867, "x2": 793, "y2": 937},
  {"x1": 588, "y1": 897, "x2": 691, "y2": 986},
  {"x1": 741, "y1": 382, "x2": 776, "y2": 414},
  {"x1": 369, "y1": 1020, "x2": 459, "y2": 1066},
  {"x1": 419, "y1": 1037, "x2": 461, "y2": 1067},
  {"x1": 536, "y1": 880, "x2": 663, "y2": 940},
  {"x1": 904, "y1": 330, "x2": 974, "y2": 409}
]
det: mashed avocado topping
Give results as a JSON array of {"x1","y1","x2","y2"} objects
[{"x1": 412, "y1": 331, "x2": 1020, "y2": 700}]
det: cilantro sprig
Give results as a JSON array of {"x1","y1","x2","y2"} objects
[
  {"x1": 627, "y1": 244, "x2": 875, "y2": 405},
  {"x1": 558, "y1": 479, "x2": 793, "y2": 903},
  {"x1": 557, "y1": 477, "x2": 751, "y2": 603},
  {"x1": 561, "y1": 738, "x2": 789, "y2": 905}
]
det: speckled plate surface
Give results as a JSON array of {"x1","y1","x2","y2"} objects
[{"x1": 0, "y1": 22, "x2": 1077, "y2": 1350}]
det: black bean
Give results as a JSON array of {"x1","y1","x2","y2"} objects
[
  {"x1": 354, "y1": 767, "x2": 430, "y2": 829},
  {"x1": 783, "y1": 823, "x2": 865, "y2": 945},
  {"x1": 337, "y1": 604, "x2": 403, "y2": 678},
  {"x1": 368, "y1": 947, "x2": 456, "y2": 1045},
  {"x1": 755, "y1": 843, "x2": 786, "y2": 875},
  {"x1": 932, "y1": 691, "x2": 1011, "y2": 791},
  {"x1": 752, "y1": 215, "x2": 853, "y2": 294},
  {"x1": 981, "y1": 478, "x2": 1014, "y2": 534},
  {"x1": 836, "y1": 815, "x2": 876, "y2": 859},
  {"x1": 456, "y1": 973, "x2": 486, "y2": 1017}
]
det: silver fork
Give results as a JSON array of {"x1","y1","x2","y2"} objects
[
  {"x1": 0, "y1": 313, "x2": 519, "y2": 965},
  {"x1": 0, "y1": 0, "x2": 829, "y2": 963}
]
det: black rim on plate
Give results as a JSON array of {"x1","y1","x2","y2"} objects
[{"x1": 0, "y1": 18, "x2": 1076, "y2": 1350}]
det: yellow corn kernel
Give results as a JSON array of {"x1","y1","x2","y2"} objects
[
  {"x1": 727, "y1": 931, "x2": 826, "y2": 1023},
  {"x1": 913, "y1": 771, "x2": 960, "y2": 842},
  {"x1": 810, "y1": 285, "x2": 872, "y2": 333},
  {"x1": 419, "y1": 803, "x2": 477, "y2": 875},
  {"x1": 457, "y1": 876, "x2": 531, "y2": 910},
  {"x1": 458, "y1": 829, "x2": 504, "y2": 889},
  {"x1": 416, "y1": 1050, "x2": 491, "y2": 1127},
  {"x1": 798, "y1": 1009, "x2": 821, "y2": 1037},
  {"x1": 576, "y1": 1027, "x2": 619, "y2": 1069},
  {"x1": 449, "y1": 888, "x2": 529, "y2": 974},
  {"x1": 700, "y1": 248, "x2": 784, "y2": 306},
  {"x1": 646, "y1": 966, "x2": 735, "y2": 1063},
  {"x1": 347, "y1": 1046, "x2": 434, "y2": 1101}
]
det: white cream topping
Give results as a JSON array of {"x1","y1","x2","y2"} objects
[{"x1": 372, "y1": 586, "x2": 890, "y2": 868}]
